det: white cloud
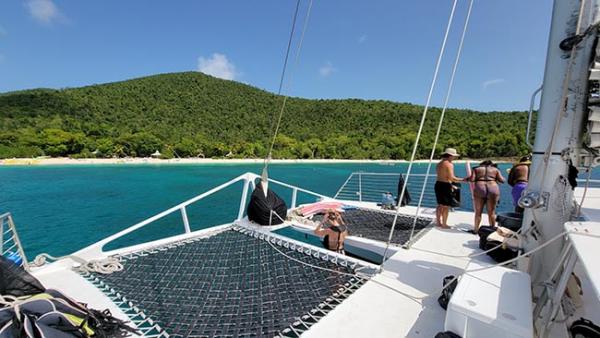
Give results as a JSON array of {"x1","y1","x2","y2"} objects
[
  {"x1": 197, "y1": 53, "x2": 238, "y2": 80},
  {"x1": 358, "y1": 34, "x2": 367, "y2": 44},
  {"x1": 319, "y1": 61, "x2": 336, "y2": 77},
  {"x1": 26, "y1": 0, "x2": 62, "y2": 24},
  {"x1": 482, "y1": 78, "x2": 505, "y2": 90}
]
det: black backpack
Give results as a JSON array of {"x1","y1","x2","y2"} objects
[
  {"x1": 570, "y1": 318, "x2": 600, "y2": 337},
  {"x1": 477, "y1": 226, "x2": 496, "y2": 250},
  {"x1": 437, "y1": 275, "x2": 458, "y2": 310}
]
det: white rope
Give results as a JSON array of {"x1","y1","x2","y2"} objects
[
  {"x1": 31, "y1": 253, "x2": 123, "y2": 275},
  {"x1": 381, "y1": 0, "x2": 458, "y2": 265},
  {"x1": 406, "y1": 0, "x2": 474, "y2": 247},
  {"x1": 411, "y1": 222, "x2": 538, "y2": 259},
  {"x1": 80, "y1": 257, "x2": 123, "y2": 275},
  {"x1": 576, "y1": 163, "x2": 594, "y2": 217},
  {"x1": 268, "y1": 224, "x2": 575, "y2": 302}
]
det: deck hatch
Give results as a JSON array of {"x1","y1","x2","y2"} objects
[{"x1": 82, "y1": 228, "x2": 369, "y2": 337}]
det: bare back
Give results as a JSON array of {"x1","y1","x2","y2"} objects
[
  {"x1": 512, "y1": 164, "x2": 529, "y2": 183},
  {"x1": 436, "y1": 159, "x2": 455, "y2": 183}
]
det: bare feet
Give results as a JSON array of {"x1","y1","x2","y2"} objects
[{"x1": 436, "y1": 224, "x2": 451, "y2": 229}]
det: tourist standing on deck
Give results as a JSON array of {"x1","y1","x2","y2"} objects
[
  {"x1": 508, "y1": 155, "x2": 531, "y2": 213},
  {"x1": 435, "y1": 148, "x2": 463, "y2": 229},
  {"x1": 469, "y1": 160, "x2": 505, "y2": 233}
]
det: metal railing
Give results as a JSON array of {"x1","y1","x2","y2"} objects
[
  {"x1": 577, "y1": 178, "x2": 600, "y2": 188},
  {"x1": 74, "y1": 172, "x2": 328, "y2": 260},
  {"x1": 1, "y1": 212, "x2": 29, "y2": 270},
  {"x1": 334, "y1": 172, "x2": 438, "y2": 208}
]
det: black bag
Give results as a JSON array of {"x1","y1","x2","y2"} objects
[
  {"x1": 247, "y1": 181, "x2": 287, "y2": 226},
  {"x1": 570, "y1": 318, "x2": 600, "y2": 337},
  {"x1": 450, "y1": 183, "x2": 461, "y2": 208},
  {"x1": 485, "y1": 240, "x2": 518, "y2": 263},
  {"x1": 477, "y1": 226, "x2": 496, "y2": 250},
  {"x1": 435, "y1": 332, "x2": 462, "y2": 338},
  {"x1": 396, "y1": 174, "x2": 412, "y2": 207},
  {"x1": 0, "y1": 256, "x2": 45, "y2": 297},
  {"x1": 437, "y1": 275, "x2": 458, "y2": 310},
  {"x1": 0, "y1": 289, "x2": 137, "y2": 338}
]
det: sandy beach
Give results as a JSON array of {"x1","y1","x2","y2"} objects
[{"x1": 0, "y1": 157, "x2": 512, "y2": 166}]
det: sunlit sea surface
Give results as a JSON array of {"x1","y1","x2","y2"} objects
[{"x1": 1, "y1": 162, "x2": 597, "y2": 258}]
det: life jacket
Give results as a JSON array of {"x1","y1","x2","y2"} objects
[{"x1": 0, "y1": 290, "x2": 137, "y2": 338}]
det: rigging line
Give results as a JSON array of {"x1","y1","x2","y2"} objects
[
  {"x1": 539, "y1": 0, "x2": 587, "y2": 188},
  {"x1": 264, "y1": 0, "x2": 313, "y2": 173},
  {"x1": 576, "y1": 163, "x2": 594, "y2": 217},
  {"x1": 267, "y1": 0, "x2": 301, "y2": 141},
  {"x1": 406, "y1": 0, "x2": 474, "y2": 247},
  {"x1": 380, "y1": 0, "x2": 458, "y2": 266},
  {"x1": 277, "y1": 0, "x2": 302, "y2": 96}
]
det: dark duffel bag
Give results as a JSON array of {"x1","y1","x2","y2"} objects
[
  {"x1": 477, "y1": 226, "x2": 496, "y2": 250},
  {"x1": 435, "y1": 332, "x2": 462, "y2": 338},
  {"x1": 437, "y1": 275, "x2": 458, "y2": 310},
  {"x1": 570, "y1": 318, "x2": 600, "y2": 337},
  {"x1": 485, "y1": 240, "x2": 518, "y2": 263}
]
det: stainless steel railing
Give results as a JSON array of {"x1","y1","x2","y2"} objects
[
  {"x1": 0, "y1": 212, "x2": 29, "y2": 270},
  {"x1": 334, "y1": 172, "x2": 439, "y2": 208},
  {"x1": 74, "y1": 172, "x2": 328, "y2": 260}
]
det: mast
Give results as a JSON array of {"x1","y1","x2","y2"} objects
[{"x1": 521, "y1": 0, "x2": 599, "y2": 292}]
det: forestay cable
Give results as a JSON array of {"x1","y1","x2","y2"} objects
[
  {"x1": 380, "y1": 0, "x2": 458, "y2": 266},
  {"x1": 262, "y1": 0, "x2": 314, "y2": 182},
  {"x1": 406, "y1": 0, "x2": 474, "y2": 247}
]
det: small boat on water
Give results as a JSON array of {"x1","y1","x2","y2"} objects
[{"x1": 3, "y1": 0, "x2": 600, "y2": 337}]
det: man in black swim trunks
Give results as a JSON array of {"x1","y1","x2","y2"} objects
[{"x1": 435, "y1": 148, "x2": 464, "y2": 228}]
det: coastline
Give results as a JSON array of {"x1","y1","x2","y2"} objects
[{"x1": 0, "y1": 157, "x2": 513, "y2": 166}]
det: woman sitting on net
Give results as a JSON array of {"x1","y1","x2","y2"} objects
[
  {"x1": 468, "y1": 160, "x2": 505, "y2": 233},
  {"x1": 314, "y1": 209, "x2": 348, "y2": 254}
]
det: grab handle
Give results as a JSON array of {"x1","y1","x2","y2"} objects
[{"x1": 526, "y1": 85, "x2": 543, "y2": 149}]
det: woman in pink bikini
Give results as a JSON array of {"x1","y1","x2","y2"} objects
[{"x1": 468, "y1": 160, "x2": 505, "y2": 233}]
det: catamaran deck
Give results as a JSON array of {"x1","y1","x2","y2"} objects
[
  {"x1": 28, "y1": 206, "x2": 489, "y2": 338},
  {"x1": 16, "y1": 173, "x2": 600, "y2": 337},
  {"x1": 304, "y1": 208, "x2": 495, "y2": 337}
]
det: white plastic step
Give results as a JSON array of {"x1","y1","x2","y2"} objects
[{"x1": 445, "y1": 262, "x2": 533, "y2": 338}]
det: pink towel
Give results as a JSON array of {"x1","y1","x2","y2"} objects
[{"x1": 300, "y1": 201, "x2": 344, "y2": 216}]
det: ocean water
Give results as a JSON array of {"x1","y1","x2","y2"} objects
[{"x1": 0, "y1": 162, "x2": 596, "y2": 259}]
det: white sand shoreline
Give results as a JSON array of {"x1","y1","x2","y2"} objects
[{"x1": 0, "y1": 157, "x2": 511, "y2": 166}]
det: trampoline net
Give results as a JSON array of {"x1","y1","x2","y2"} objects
[
  {"x1": 84, "y1": 228, "x2": 367, "y2": 338},
  {"x1": 312, "y1": 208, "x2": 432, "y2": 245}
]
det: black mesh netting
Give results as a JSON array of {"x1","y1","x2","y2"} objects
[
  {"x1": 312, "y1": 208, "x2": 432, "y2": 245},
  {"x1": 91, "y1": 230, "x2": 365, "y2": 338}
]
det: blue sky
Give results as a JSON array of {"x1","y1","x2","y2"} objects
[{"x1": 0, "y1": 0, "x2": 552, "y2": 111}]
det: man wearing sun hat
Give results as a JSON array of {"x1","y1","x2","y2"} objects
[{"x1": 435, "y1": 148, "x2": 464, "y2": 228}]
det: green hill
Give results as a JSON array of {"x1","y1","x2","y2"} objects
[{"x1": 0, "y1": 72, "x2": 531, "y2": 159}]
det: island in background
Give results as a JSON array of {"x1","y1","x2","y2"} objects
[{"x1": 0, "y1": 72, "x2": 532, "y2": 161}]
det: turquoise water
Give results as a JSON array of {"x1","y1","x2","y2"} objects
[{"x1": 1, "y1": 163, "x2": 596, "y2": 259}]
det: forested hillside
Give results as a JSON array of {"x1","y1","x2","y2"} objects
[{"x1": 0, "y1": 72, "x2": 532, "y2": 159}]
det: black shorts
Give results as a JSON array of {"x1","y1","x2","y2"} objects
[{"x1": 435, "y1": 181, "x2": 454, "y2": 206}]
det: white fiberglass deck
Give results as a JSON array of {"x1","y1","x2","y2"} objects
[
  {"x1": 304, "y1": 208, "x2": 495, "y2": 338},
  {"x1": 18, "y1": 177, "x2": 600, "y2": 338}
]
